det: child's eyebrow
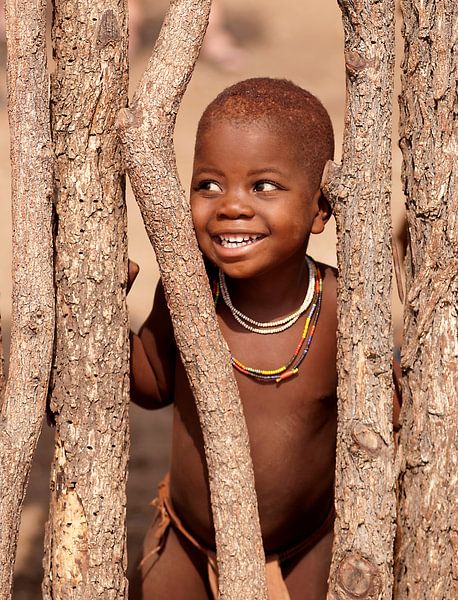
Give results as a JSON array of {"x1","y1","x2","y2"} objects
[
  {"x1": 247, "y1": 167, "x2": 285, "y2": 177},
  {"x1": 192, "y1": 166, "x2": 225, "y2": 177}
]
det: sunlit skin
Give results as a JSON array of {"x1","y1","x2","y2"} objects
[{"x1": 130, "y1": 119, "x2": 339, "y2": 599}]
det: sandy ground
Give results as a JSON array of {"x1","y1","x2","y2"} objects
[{"x1": 0, "y1": 1, "x2": 405, "y2": 596}]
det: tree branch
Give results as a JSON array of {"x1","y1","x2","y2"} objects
[
  {"x1": 117, "y1": 1, "x2": 268, "y2": 598},
  {"x1": 323, "y1": 1, "x2": 396, "y2": 598},
  {"x1": 42, "y1": 1, "x2": 130, "y2": 597},
  {"x1": 394, "y1": 1, "x2": 458, "y2": 597},
  {"x1": 0, "y1": 0, "x2": 54, "y2": 596}
]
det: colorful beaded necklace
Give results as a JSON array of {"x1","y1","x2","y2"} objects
[{"x1": 213, "y1": 258, "x2": 323, "y2": 383}]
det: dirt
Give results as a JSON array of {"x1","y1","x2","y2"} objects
[{"x1": 0, "y1": 1, "x2": 405, "y2": 596}]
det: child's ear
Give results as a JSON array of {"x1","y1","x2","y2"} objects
[{"x1": 311, "y1": 190, "x2": 332, "y2": 234}]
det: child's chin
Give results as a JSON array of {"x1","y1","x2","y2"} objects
[{"x1": 220, "y1": 263, "x2": 258, "y2": 280}]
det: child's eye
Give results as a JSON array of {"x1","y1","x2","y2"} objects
[
  {"x1": 196, "y1": 180, "x2": 222, "y2": 192},
  {"x1": 254, "y1": 181, "x2": 279, "y2": 192}
]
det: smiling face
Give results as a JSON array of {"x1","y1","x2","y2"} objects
[{"x1": 190, "y1": 118, "x2": 329, "y2": 280}]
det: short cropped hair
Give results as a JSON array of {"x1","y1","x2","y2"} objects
[{"x1": 196, "y1": 77, "x2": 334, "y2": 193}]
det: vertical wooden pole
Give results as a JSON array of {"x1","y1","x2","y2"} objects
[
  {"x1": 322, "y1": 1, "x2": 396, "y2": 597},
  {"x1": 42, "y1": 1, "x2": 130, "y2": 597},
  {"x1": 394, "y1": 1, "x2": 457, "y2": 597},
  {"x1": 0, "y1": 0, "x2": 54, "y2": 597}
]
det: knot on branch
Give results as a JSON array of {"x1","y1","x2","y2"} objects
[
  {"x1": 321, "y1": 160, "x2": 342, "y2": 209},
  {"x1": 116, "y1": 107, "x2": 143, "y2": 132},
  {"x1": 351, "y1": 423, "x2": 383, "y2": 457},
  {"x1": 345, "y1": 51, "x2": 372, "y2": 79},
  {"x1": 97, "y1": 10, "x2": 121, "y2": 47},
  {"x1": 337, "y1": 553, "x2": 380, "y2": 598}
]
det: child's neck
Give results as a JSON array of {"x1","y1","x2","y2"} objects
[{"x1": 226, "y1": 260, "x2": 311, "y2": 323}]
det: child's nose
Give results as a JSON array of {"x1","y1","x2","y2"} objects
[{"x1": 216, "y1": 192, "x2": 254, "y2": 220}]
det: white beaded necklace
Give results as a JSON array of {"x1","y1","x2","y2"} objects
[{"x1": 218, "y1": 256, "x2": 316, "y2": 334}]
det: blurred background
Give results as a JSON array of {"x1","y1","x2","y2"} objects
[{"x1": 0, "y1": 1, "x2": 405, "y2": 596}]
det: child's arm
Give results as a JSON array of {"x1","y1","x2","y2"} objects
[{"x1": 129, "y1": 262, "x2": 176, "y2": 409}]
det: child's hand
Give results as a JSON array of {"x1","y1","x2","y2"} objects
[{"x1": 127, "y1": 259, "x2": 140, "y2": 295}]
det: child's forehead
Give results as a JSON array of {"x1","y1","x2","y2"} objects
[{"x1": 195, "y1": 114, "x2": 307, "y2": 162}]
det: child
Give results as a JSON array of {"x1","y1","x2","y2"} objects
[{"x1": 129, "y1": 78, "x2": 341, "y2": 600}]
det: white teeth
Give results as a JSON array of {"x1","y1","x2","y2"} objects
[{"x1": 218, "y1": 234, "x2": 262, "y2": 248}]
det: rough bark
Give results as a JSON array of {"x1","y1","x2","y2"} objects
[
  {"x1": 394, "y1": 1, "x2": 458, "y2": 597},
  {"x1": 42, "y1": 1, "x2": 130, "y2": 598},
  {"x1": 117, "y1": 1, "x2": 268, "y2": 598},
  {"x1": 322, "y1": 1, "x2": 396, "y2": 598},
  {"x1": 0, "y1": 0, "x2": 54, "y2": 597}
]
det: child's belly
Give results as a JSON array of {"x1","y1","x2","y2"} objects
[{"x1": 169, "y1": 392, "x2": 337, "y2": 554}]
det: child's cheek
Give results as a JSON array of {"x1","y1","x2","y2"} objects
[{"x1": 190, "y1": 203, "x2": 202, "y2": 235}]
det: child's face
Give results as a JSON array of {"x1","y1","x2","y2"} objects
[{"x1": 191, "y1": 118, "x2": 329, "y2": 280}]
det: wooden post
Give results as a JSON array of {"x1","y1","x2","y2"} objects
[
  {"x1": 117, "y1": 1, "x2": 268, "y2": 598},
  {"x1": 42, "y1": 1, "x2": 130, "y2": 597},
  {"x1": 394, "y1": 1, "x2": 458, "y2": 597},
  {"x1": 322, "y1": 1, "x2": 397, "y2": 597},
  {"x1": 0, "y1": 0, "x2": 54, "y2": 597}
]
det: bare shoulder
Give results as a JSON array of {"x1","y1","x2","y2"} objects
[{"x1": 316, "y1": 261, "x2": 337, "y2": 301}]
